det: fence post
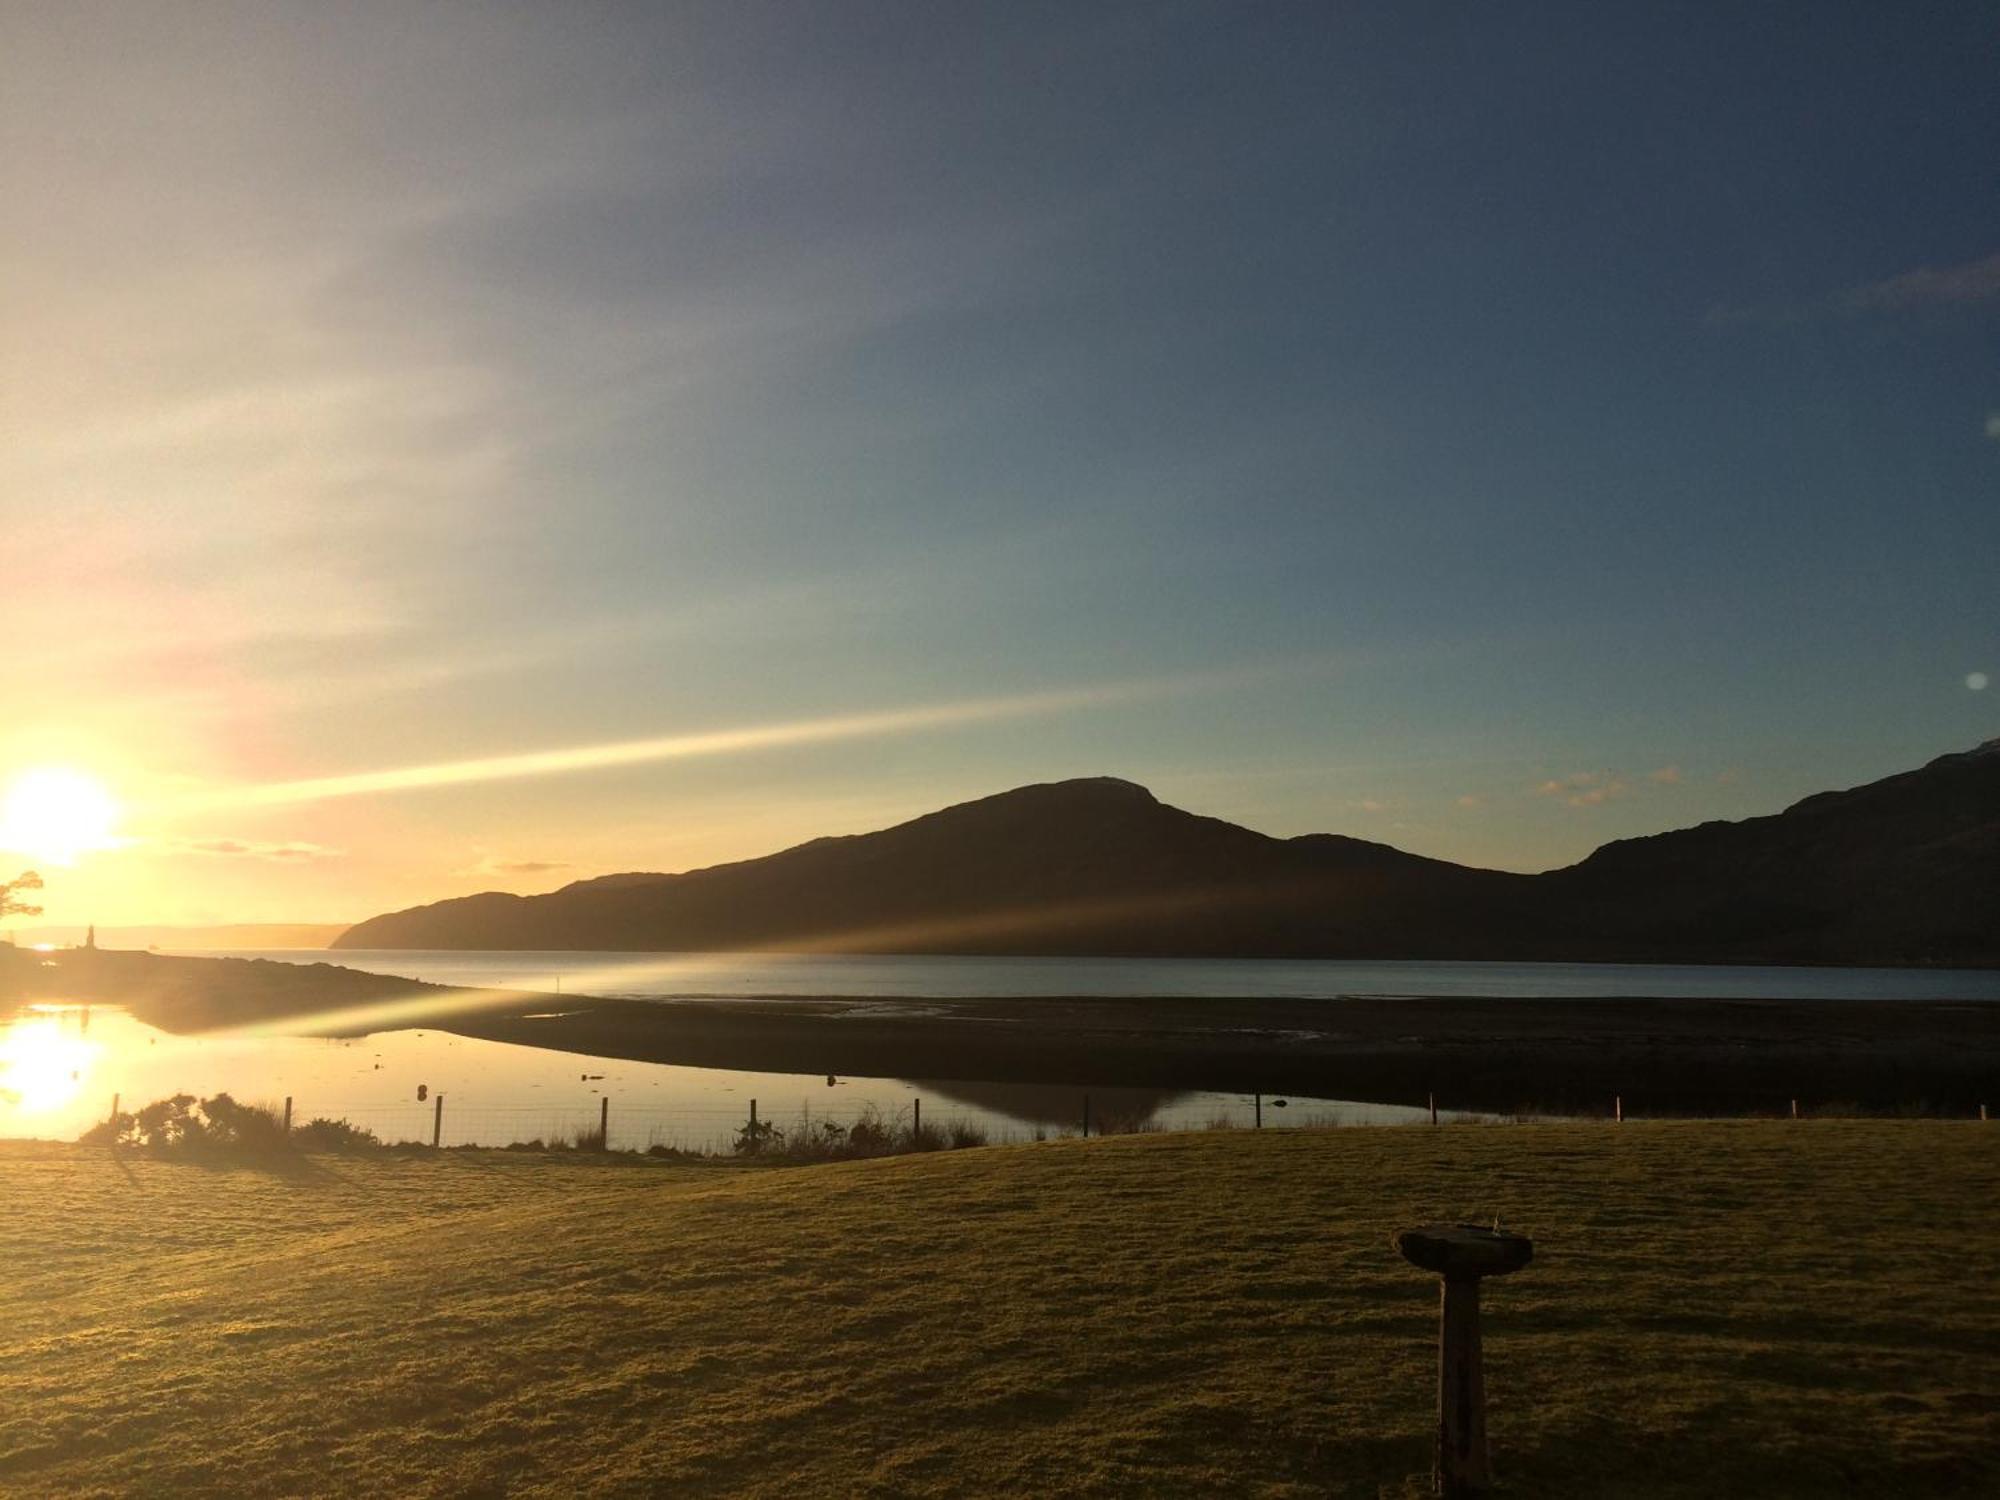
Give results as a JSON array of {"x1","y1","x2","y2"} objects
[
  {"x1": 913, "y1": 1097, "x2": 921, "y2": 1139},
  {"x1": 283, "y1": 1096, "x2": 293, "y2": 1134},
  {"x1": 750, "y1": 1098, "x2": 759, "y2": 1154},
  {"x1": 1982, "y1": 1104, "x2": 1989, "y2": 1122},
  {"x1": 109, "y1": 1093, "x2": 119, "y2": 1142},
  {"x1": 1790, "y1": 1098, "x2": 1799, "y2": 1120},
  {"x1": 1255, "y1": 1093, "x2": 1262, "y2": 1129},
  {"x1": 433, "y1": 1092, "x2": 444, "y2": 1148},
  {"x1": 1083, "y1": 1094, "x2": 1091, "y2": 1139},
  {"x1": 1614, "y1": 1095, "x2": 1623, "y2": 1124},
  {"x1": 599, "y1": 1095, "x2": 609, "y2": 1150},
  {"x1": 1429, "y1": 1092, "x2": 1438, "y2": 1127}
]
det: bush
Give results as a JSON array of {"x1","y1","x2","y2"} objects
[
  {"x1": 846, "y1": 1105, "x2": 893, "y2": 1155},
  {"x1": 733, "y1": 1115, "x2": 784, "y2": 1155},
  {"x1": 292, "y1": 1117, "x2": 381, "y2": 1152},
  {"x1": 200, "y1": 1094, "x2": 290, "y2": 1152},
  {"x1": 78, "y1": 1093, "x2": 290, "y2": 1155}
]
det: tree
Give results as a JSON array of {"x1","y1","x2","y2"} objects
[{"x1": 1, "y1": 870, "x2": 44, "y2": 934}]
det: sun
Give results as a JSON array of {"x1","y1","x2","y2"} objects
[{"x1": 0, "y1": 766, "x2": 122, "y2": 866}]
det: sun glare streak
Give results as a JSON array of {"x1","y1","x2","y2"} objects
[
  {"x1": 202, "y1": 885, "x2": 1284, "y2": 1042},
  {"x1": 144, "y1": 673, "x2": 1232, "y2": 817}
]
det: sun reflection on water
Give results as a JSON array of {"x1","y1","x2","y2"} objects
[{"x1": 0, "y1": 1011, "x2": 100, "y2": 1113}]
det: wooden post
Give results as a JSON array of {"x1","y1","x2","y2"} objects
[
  {"x1": 283, "y1": 1096, "x2": 293, "y2": 1134},
  {"x1": 1082, "y1": 1094, "x2": 1091, "y2": 1139},
  {"x1": 1429, "y1": 1092, "x2": 1438, "y2": 1127},
  {"x1": 1981, "y1": 1104, "x2": 1989, "y2": 1122},
  {"x1": 1255, "y1": 1093, "x2": 1262, "y2": 1129},
  {"x1": 749, "y1": 1098, "x2": 759, "y2": 1154},
  {"x1": 1614, "y1": 1095, "x2": 1623, "y2": 1124},
  {"x1": 1790, "y1": 1098, "x2": 1799, "y2": 1120},
  {"x1": 913, "y1": 1097, "x2": 921, "y2": 1140},
  {"x1": 599, "y1": 1095, "x2": 609, "y2": 1149},
  {"x1": 432, "y1": 1092, "x2": 444, "y2": 1148},
  {"x1": 1396, "y1": 1224, "x2": 1533, "y2": 1500},
  {"x1": 1438, "y1": 1275, "x2": 1489, "y2": 1495}
]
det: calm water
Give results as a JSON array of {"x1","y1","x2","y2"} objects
[
  {"x1": 192, "y1": 949, "x2": 2000, "y2": 1002},
  {"x1": 0, "y1": 1003, "x2": 1449, "y2": 1148},
  {"x1": 11, "y1": 952, "x2": 1987, "y2": 1147}
]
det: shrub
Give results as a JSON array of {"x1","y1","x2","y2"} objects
[
  {"x1": 78, "y1": 1093, "x2": 290, "y2": 1155},
  {"x1": 947, "y1": 1119, "x2": 989, "y2": 1150},
  {"x1": 199, "y1": 1094, "x2": 290, "y2": 1152},
  {"x1": 846, "y1": 1105, "x2": 894, "y2": 1155},
  {"x1": 292, "y1": 1117, "x2": 381, "y2": 1152},
  {"x1": 733, "y1": 1115, "x2": 784, "y2": 1155}
]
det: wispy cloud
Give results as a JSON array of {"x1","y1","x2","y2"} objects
[
  {"x1": 459, "y1": 854, "x2": 572, "y2": 878},
  {"x1": 1708, "y1": 249, "x2": 2000, "y2": 328},
  {"x1": 1984, "y1": 413, "x2": 2000, "y2": 441},
  {"x1": 1534, "y1": 771, "x2": 1630, "y2": 808},
  {"x1": 1841, "y1": 251, "x2": 2000, "y2": 313},
  {"x1": 154, "y1": 837, "x2": 342, "y2": 862},
  {"x1": 1648, "y1": 765, "x2": 1683, "y2": 785}
]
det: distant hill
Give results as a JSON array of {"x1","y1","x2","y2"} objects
[
  {"x1": 335, "y1": 745, "x2": 2000, "y2": 965},
  {"x1": 14, "y1": 922, "x2": 348, "y2": 951}
]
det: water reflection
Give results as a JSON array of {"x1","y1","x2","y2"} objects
[
  {"x1": 2, "y1": 1001, "x2": 1449, "y2": 1151},
  {"x1": 917, "y1": 1080, "x2": 1179, "y2": 1128},
  {"x1": 0, "y1": 1006, "x2": 101, "y2": 1113}
]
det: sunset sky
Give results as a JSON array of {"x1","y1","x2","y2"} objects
[{"x1": 3, "y1": 3, "x2": 1995, "y2": 929}]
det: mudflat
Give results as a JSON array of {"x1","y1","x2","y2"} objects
[{"x1": 453, "y1": 989, "x2": 2000, "y2": 1114}]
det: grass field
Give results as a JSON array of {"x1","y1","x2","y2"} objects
[{"x1": 3, "y1": 1122, "x2": 1996, "y2": 1497}]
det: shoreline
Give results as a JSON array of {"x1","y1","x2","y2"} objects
[{"x1": 8, "y1": 948, "x2": 1997, "y2": 1114}]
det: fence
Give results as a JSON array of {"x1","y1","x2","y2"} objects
[{"x1": 89, "y1": 1087, "x2": 1996, "y2": 1155}]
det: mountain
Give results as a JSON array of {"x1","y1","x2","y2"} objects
[
  {"x1": 335, "y1": 745, "x2": 2000, "y2": 965},
  {"x1": 1541, "y1": 739, "x2": 2000, "y2": 964}
]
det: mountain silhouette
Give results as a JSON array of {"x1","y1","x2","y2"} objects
[{"x1": 335, "y1": 745, "x2": 2000, "y2": 965}]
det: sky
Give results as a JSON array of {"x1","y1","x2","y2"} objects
[{"x1": 2, "y1": 2, "x2": 1995, "y2": 929}]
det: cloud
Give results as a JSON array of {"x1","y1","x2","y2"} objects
[
  {"x1": 1455, "y1": 794, "x2": 1483, "y2": 809},
  {"x1": 157, "y1": 837, "x2": 342, "y2": 861},
  {"x1": 1709, "y1": 250, "x2": 2000, "y2": 328},
  {"x1": 460, "y1": 855, "x2": 572, "y2": 877},
  {"x1": 1985, "y1": 413, "x2": 2000, "y2": 441},
  {"x1": 1648, "y1": 765, "x2": 1683, "y2": 785},
  {"x1": 1534, "y1": 771, "x2": 1630, "y2": 808},
  {"x1": 1841, "y1": 251, "x2": 2000, "y2": 313}
]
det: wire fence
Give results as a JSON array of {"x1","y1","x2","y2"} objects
[
  {"x1": 145, "y1": 1089, "x2": 1438, "y2": 1154},
  {"x1": 94, "y1": 1086, "x2": 1980, "y2": 1155},
  {"x1": 284, "y1": 1095, "x2": 1025, "y2": 1154}
]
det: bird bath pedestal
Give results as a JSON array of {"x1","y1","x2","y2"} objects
[{"x1": 1395, "y1": 1223, "x2": 1534, "y2": 1497}]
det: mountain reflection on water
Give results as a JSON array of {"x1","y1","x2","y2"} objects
[{"x1": 915, "y1": 1080, "x2": 1182, "y2": 1128}]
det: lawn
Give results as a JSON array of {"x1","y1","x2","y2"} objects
[{"x1": 2, "y1": 1122, "x2": 1995, "y2": 1497}]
